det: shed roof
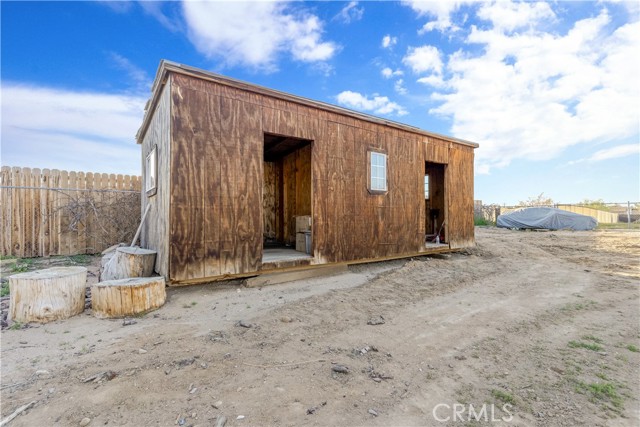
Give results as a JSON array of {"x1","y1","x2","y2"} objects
[{"x1": 136, "y1": 60, "x2": 479, "y2": 149}]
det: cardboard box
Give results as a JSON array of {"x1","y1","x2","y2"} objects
[
  {"x1": 296, "y1": 232, "x2": 307, "y2": 252},
  {"x1": 295, "y1": 215, "x2": 311, "y2": 232}
]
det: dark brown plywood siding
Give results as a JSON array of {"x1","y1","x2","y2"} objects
[
  {"x1": 313, "y1": 122, "x2": 427, "y2": 263},
  {"x1": 279, "y1": 144, "x2": 311, "y2": 245},
  {"x1": 295, "y1": 144, "x2": 312, "y2": 216},
  {"x1": 447, "y1": 146, "x2": 475, "y2": 249},
  {"x1": 235, "y1": 99, "x2": 263, "y2": 272},
  {"x1": 322, "y1": 122, "x2": 355, "y2": 262},
  {"x1": 140, "y1": 79, "x2": 171, "y2": 278},
  {"x1": 263, "y1": 162, "x2": 277, "y2": 239},
  {"x1": 169, "y1": 84, "x2": 208, "y2": 281},
  {"x1": 164, "y1": 72, "x2": 474, "y2": 283},
  {"x1": 425, "y1": 137, "x2": 449, "y2": 164},
  {"x1": 218, "y1": 97, "x2": 263, "y2": 275},
  {"x1": 169, "y1": 78, "x2": 263, "y2": 282}
]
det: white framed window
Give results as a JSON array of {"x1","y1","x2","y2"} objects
[
  {"x1": 145, "y1": 146, "x2": 157, "y2": 196},
  {"x1": 369, "y1": 151, "x2": 387, "y2": 192},
  {"x1": 424, "y1": 174, "x2": 429, "y2": 199}
]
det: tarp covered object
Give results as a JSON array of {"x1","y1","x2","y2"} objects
[{"x1": 496, "y1": 207, "x2": 597, "y2": 231}]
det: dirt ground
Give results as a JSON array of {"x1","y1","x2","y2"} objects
[{"x1": 1, "y1": 227, "x2": 638, "y2": 427}]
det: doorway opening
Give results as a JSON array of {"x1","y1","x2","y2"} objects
[
  {"x1": 262, "y1": 133, "x2": 313, "y2": 266},
  {"x1": 425, "y1": 162, "x2": 447, "y2": 247}
]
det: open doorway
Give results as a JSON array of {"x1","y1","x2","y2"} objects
[
  {"x1": 425, "y1": 162, "x2": 447, "y2": 247},
  {"x1": 263, "y1": 133, "x2": 313, "y2": 264}
]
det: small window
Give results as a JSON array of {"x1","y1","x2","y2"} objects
[
  {"x1": 369, "y1": 151, "x2": 387, "y2": 192},
  {"x1": 424, "y1": 175, "x2": 429, "y2": 199},
  {"x1": 146, "y1": 147, "x2": 157, "y2": 196}
]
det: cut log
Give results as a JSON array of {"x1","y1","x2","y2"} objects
[
  {"x1": 100, "y1": 247, "x2": 157, "y2": 281},
  {"x1": 9, "y1": 267, "x2": 87, "y2": 323},
  {"x1": 91, "y1": 277, "x2": 166, "y2": 318}
]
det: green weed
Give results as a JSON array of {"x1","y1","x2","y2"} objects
[
  {"x1": 491, "y1": 389, "x2": 516, "y2": 405},
  {"x1": 0, "y1": 281, "x2": 9, "y2": 297},
  {"x1": 582, "y1": 335, "x2": 603, "y2": 344},
  {"x1": 568, "y1": 340, "x2": 603, "y2": 351},
  {"x1": 67, "y1": 254, "x2": 92, "y2": 265},
  {"x1": 474, "y1": 217, "x2": 494, "y2": 226},
  {"x1": 626, "y1": 344, "x2": 639, "y2": 353},
  {"x1": 11, "y1": 258, "x2": 35, "y2": 273},
  {"x1": 561, "y1": 300, "x2": 597, "y2": 312},
  {"x1": 9, "y1": 321, "x2": 23, "y2": 330},
  {"x1": 575, "y1": 381, "x2": 623, "y2": 408}
]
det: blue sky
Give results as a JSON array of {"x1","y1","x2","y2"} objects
[{"x1": 2, "y1": 1, "x2": 638, "y2": 205}]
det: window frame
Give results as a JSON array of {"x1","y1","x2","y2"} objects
[
  {"x1": 424, "y1": 174, "x2": 429, "y2": 200},
  {"x1": 145, "y1": 146, "x2": 157, "y2": 197},
  {"x1": 367, "y1": 149, "x2": 388, "y2": 194}
]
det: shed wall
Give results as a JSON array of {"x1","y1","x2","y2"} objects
[
  {"x1": 446, "y1": 146, "x2": 475, "y2": 248},
  {"x1": 141, "y1": 80, "x2": 171, "y2": 277},
  {"x1": 169, "y1": 77, "x2": 263, "y2": 282},
  {"x1": 166, "y1": 73, "x2": 474, "y2": 283}
]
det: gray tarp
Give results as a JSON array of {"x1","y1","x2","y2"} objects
[{"x1": 496, "y1": 207, "x2": 597, "y2": 231}]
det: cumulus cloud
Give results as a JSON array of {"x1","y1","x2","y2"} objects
[
  {"x1": 381, "y1": 67, "x2": 403, "y2": 79},
  {"x1": 476, "y1": 1, "x2": 556, "y2": 32},
  {"x1": 381, "y1": 34, "x2": 397, "y2": 48},
  {"x1": 334, "y1": 1, "x2": 364, "y2": 24},
  {"x1": 182, "y1": 1, "x2": 337, "y2": 71},
  {"x1": 401, "y1": 1, "x2": 639, "y2": 173},
  {"x1": 402, "y1": 0, "x2": 476, "y2": 33},
  {"x1": 394, "y1": 79, "x2": 408, "y2": 95},
  {"x1": 402, "y1": 45, "x2": 443, "y2": 74},
  {"x1": 336, "y1": 91, "x2": 408, "y2": 116},
  {"x1": 1, "y1": 83, "x2": 144, "y2": 174}
]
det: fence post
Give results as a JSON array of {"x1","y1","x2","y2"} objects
[{"x1": 628, "y1": 201, "x2": 631, "y2": 229}]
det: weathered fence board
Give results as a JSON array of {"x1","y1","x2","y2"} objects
[{"x1": 1, "y1": 166, "x2": 141, "y2": 257}]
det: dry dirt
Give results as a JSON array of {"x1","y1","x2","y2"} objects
[{"x1": 1, "y1": 227, "x2": 639, "y2": 427}]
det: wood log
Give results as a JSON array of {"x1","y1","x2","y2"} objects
[
  {"x1": 91, "y1": 277, "x2": 166, "y2": 318},
  {"x1": 100, "y1": 246, "x2": 156, "y2": 281},
  {"x1": 9, "y1": 267, "x2": 87, "y2": 323}
]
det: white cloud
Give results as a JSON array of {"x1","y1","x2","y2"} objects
[
  {"x1": 394, "y1": 79, "x2": 408, "y2": 95},
  {"x1": 381, "y1": 67, "x2": 403, "y2": 79},
  {"x1": 97, "y1": 1, "x2": 132, "y2": 14},
  {"x1": 381, "y1": 34, "x2": 398, "y2": 48},
  {"x1": 567, "y1": 143, "x2": 640, "y2": 165},
  {"x1": 476, "y1": 1, "x2": 556, "y2": 32},
  {"x1": 138, "y1": 1, "x2": 182, "y2": 32},
  {"x1": 334, "y1": 1, "x2": 364, "y2": 24},
  {"x1": 402, "y1": 45, "x2": 443, "y2": 74},
  {"x1": 182, "y1": 2, "x2": 337, "y2": 71},
  {"x1": 417, "y1": 74, "x2": 446, "y2": 88},
  {"x1": 402, "y1": 0, "x2": 476, "y2": 33},
  {"x1": 422, "y1": 5, "x2": 640, "y2": 173},
  {"x1": 1, "y1": 83, "x2": 144, "y2": 175},
  {"x1": 336, "y1": 91, "x2": 408, "y2": 116},
  {"x1": 109, "y1": 53, "x2": 152, "y2": 93},
  {"x1": 588, "y1": 144, "x2": 640, "y2": 162}
]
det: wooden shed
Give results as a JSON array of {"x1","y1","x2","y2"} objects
[{"x1": 137, "y1": 60, "x2": 478, "y2": 285}]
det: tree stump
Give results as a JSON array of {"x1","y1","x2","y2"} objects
[
  {"x1": 9, "y1": 267, "x2": 87, "y2": 323},
  {"x1": 91, "y1": 277, "x2": 166, "y2": 318},
  {"x1": 100, "y1": 247, "x2": 156, "y2": 281}
]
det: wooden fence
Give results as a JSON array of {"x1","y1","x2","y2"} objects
[
  {"x1": 556, "y1": 204, "x2": 619, "y2": 223},
  {"x1": 1, "y1": 166, "x2": 141, "y2": 258}
]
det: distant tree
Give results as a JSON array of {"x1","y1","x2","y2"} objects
[
  {"x1": 578, "y1": 198, "x2": 610, "y2": 211},
  {"x1": 518, "y1": 193, "x2": 554, "y2": 207}
]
